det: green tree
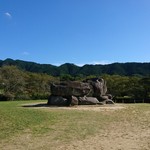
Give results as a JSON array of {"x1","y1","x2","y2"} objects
[
  {"x1": 139, "y1": 77, "x2": 150, "y2": 99},
  {"x1": 0, "y1": 66, "x2": 25, "y2": 100},
  {"x1": 25, "y1": 72, "x2": 57, "y2": 99},
  {"x1": 60, "y1": 74, "x2": 74, "y2": 81}
]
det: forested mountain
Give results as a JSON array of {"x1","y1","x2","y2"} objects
[{"x1": 0, "y1": 58, "x2": 150, "y2": 76}]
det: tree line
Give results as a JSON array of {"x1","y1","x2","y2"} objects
[
  {"x1": 0, "y1": 66, "x2": 58, "y2": 100},
  {"x1": 1, "y1": 58, "x2": 150, "y2": 76},
  {"x1": 0, "y1": 65, "x2": 150, "y2": 102}
]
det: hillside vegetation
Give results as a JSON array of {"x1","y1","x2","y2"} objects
[
  {"x1": 0, "y1": 59, "x2": 150, "y2": 101},
  {"x1": 1, "y1": 58, "x2": 150, "y2": 76}
]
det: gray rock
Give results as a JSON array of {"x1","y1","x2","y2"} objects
[
  {"x1": 51, "y1": 81, "x2": 91, "y2": 97},
  {"x1": 86, "y1": 78, "x2": 107, "y2": 97},
  {"x1": 79, "y1": 96, "x2": 100, "y2": 105},
  {"x1": 48, "y1": 96, "x2": 68, "y2": 106},
  {"x1": 48, "y1": 78, "x2": 114, "y2": 106},
  {"x1": 70, "y1": 96, "x2": 78, "y2": 106},
  {"x1": 104, "y1": 99, "x2": 115, "y2": 104}
]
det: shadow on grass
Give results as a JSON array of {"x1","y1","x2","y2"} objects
[
  {"x1": 22, "y1": 103, "x2": 71, "y2": 108},
  {"x1": 22, "y1": 103, "x2": 48, "y2": 108}
]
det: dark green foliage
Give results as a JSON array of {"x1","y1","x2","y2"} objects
[
  {"x1": 0, "y1": 66, "x2": 25, "y2": 100},
  {"x1": 1, "y1": 59, "x2": 150, "y2": 76},
  {"x1": 58, "y1": 63, "x2": 80, "y2": 76},
  {"x1": 139, "y1": 77, "x2": 150, "y2": 99},
  {"x1": 60, "y1": 74, "x2": 75, "y2": 81},
  {"x1": 0, "y1": 58, "x2": 59, "y2": 76},
  {"x1": 0, "y1": 66, "x2": 58, "y2": 100},
  {"x1": 102, "y1": 74, "x2": 150, "y2": 102}
]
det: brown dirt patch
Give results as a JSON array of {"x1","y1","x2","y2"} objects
[{"x1": 23, "y1": 102, "x2": 125, "y2": 112}]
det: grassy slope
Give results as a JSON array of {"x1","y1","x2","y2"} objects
[{"x1": 0, "y1": 101, "x2": 150, "y2": 149}]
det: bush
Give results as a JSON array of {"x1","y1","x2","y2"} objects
[
  {"x1": 31, "y1": 93, "x2": 49, "y2": 100},
  {"x1": 0, "y1": 94, "x2": 14, "y2": 101}
]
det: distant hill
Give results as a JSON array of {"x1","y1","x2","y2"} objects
[{"x1": 0, "y1": 58, "x2": 150, "y2": 76}]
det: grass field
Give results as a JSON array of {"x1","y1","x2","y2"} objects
[{"x1": 0, "y1": 100, "x2": 150, "y2": 150}]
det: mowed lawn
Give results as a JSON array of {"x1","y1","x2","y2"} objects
[{"x1": 0, "y1": 100, "x2": 150, "y2": 150}]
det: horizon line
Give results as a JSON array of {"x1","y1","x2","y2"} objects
[{"x1": 1, "y1": 58, "x2": 150, "y2": 67}]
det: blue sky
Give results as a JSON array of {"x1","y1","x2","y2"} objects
[{"x1": 0, "y1": 0, "x2": 150, "y2": 66}]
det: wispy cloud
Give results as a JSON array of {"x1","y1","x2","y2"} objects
[
  {"x1": 22, "y1": 51, "x2": 30, "y2": 56},
  {"x1": 4, "y1": 12, "x2": 12, "y2": 19}
]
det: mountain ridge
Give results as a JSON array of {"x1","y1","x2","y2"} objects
[{"x1": 0, "y1": 58, "x2": 150, "y2": 76}]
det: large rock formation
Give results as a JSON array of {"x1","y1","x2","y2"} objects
[
  {"x1": 50, "y1": 81, "x2": 91, "y2": 97},
  {"x1": 47, "y1": 78, "x2": 114, "y2": 106}
]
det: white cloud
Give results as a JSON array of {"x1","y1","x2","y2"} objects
[
  {"x1": 53, "y1": 63, "x2": 61, "y2": 66},
  {"x1": 76, "y1": 61, "x2": 112, "y2": 66},
  {"x1": 75, "y1": 63, "x2": 85, "y2": 67},
  {"x1": 91, "y1": 60, "x2": 112, "y2": 65},
  {"x1": 4, "y1": 12, "x2": 12, "y2": 19},
  {"x1": 22, "y1": 51, "x2": 30, "y2": 56},
  {"x1": 53, "y1": 61, "x2": 112, "y2": 67}
]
